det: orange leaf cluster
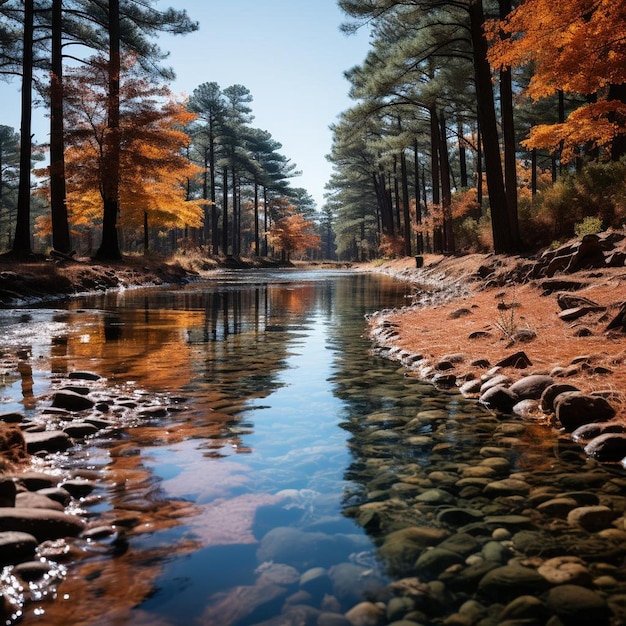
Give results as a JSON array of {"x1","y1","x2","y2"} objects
[{"x1": 487, "y1": 0, "x2": 626, "y2": 159}]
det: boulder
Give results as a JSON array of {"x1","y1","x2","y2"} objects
[
  {"x1": 0, "y1": 531, "x2": 38, "y2": 566},
  {"x1": 479, "y1": 385, "x2": 518, "y2": 412},
  {"x1": 51, "y1": 390, "x2": 95, "y2": 412},
  {"x1": 545, "y1": 584, "x2": 610, "y2": 625},
  {"x1": 509, "y1": 375, "x2": 554, "y2": 400},
  {"x1": 23, "y1": 430, "x2": 73, "y2": 454},
  {"x1": 555, "y1": 392, "x2": 616, "y2": 431},
  {"x1": 540, "y1": 383, "x2": 579, "y2": 412},
  {"x1": 495, "y1": 351, "x2": 532, "y2": 369},
  {"x1": 584, "y1": 433, "x2": 626, "y2": 462},
  {"x1": 0, "y1": 507, "x2": 84, "y2": 541}
]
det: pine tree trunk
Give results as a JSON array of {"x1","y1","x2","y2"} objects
[
  {"x1": 469, "y1": 0, "x2": 513, "y2": 253},
  {"x1": 400, "y1": 150, "x2": 411, "y2": 257},
  {"x1": 499, "y1": 0, "x2": 522, "y2": 250},
  {"x1": 96, "y1": 0, "x2": 122, "y2": 260},
  {"x1": 50, "y1": 0, "x2": 71, "y2": 254},
  {"x1": 222, "y1": 166, "x2": 228, "y2": 254},
  {"x1": 12, "y1": 0, "x2": 34, "y2": 257}
]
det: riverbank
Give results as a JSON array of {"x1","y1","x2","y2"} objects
[{"x1": 361, "y1": 231, "x2": 626, "y2": 458}]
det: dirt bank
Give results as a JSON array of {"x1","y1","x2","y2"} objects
[{"x1": 363, "y1": 236, "x2": 626, "y2": 421}]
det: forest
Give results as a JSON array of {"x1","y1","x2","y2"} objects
[{"x1": 0, "y1": 0, "x2": 625, "y2": 264}]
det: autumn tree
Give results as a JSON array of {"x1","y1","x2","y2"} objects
[
  {"x1": 49, "y1": 55, "x2": 202, "y2": 253},
  {"x1": 267, "y1": 205, "x2": 321, "y2": 262},
  {"x1": 487, "y1": 0, "x2": 626, "y2": 162}
]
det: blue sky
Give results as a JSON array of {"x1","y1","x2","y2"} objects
[{"x1": 0, "y1": 0, "x2": 371, "y2": 209}]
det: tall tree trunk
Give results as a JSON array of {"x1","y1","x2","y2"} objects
[
  {"x1": 231, "y1": 166, "x2": 238, "y2": 255},
  {"x1": 263, "y1": 186, "x2": 268, "y2": 256},
  {"x1": 253, "y1": 178, "x2": 259, "y2": 256},
  {"x1": 13, "y1": 0, "x2": 34, "y2": 257},
  {"x1": 400, "y1": 149, "x2": 411, "y2": 257},
  {"x1": 439, "y1": 114, "x2": 454, "y2": 254},
  {"x1": 50, "y1": 0, "x2": 71, "y2": 254},
  {"x1": 202, "y1": 146, "x2": 209, "y2": 247},
  {"x1": 609, "y1": 83, "x2": 626, "y2": 160},
  {"x1": 413, "y1": 139, "x2": 423, "y2": 255},
  {"x1": 96, "y1": 0, "x2": 122, "y2": 260},
  {"x1": 499, "y1": 0, "x2": 522, "y2": 250},
  {"x1": 458, "y1": 120, "x2": 468, "y2": 188},
  {"x1": 469, "y1": 0, "x2": 513, "y2": 253},
  {"x1": 222, "y1": 166, "x2": 228, "y2": 254},
  {"x1": 429, "y1": 107, "x2": 442, "y2": 253},
  {"x1": 209, "y1": 124, "x2": 218, "y2": 255}
]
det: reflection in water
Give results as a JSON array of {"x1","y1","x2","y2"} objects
[
  {"x1": 0, "y1": 271, "x2": 417, "y2": 624},
  {"x1": 6, "y1": 271, "x2": 595, "y2": 626}
]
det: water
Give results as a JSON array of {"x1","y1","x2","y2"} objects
[
  {"x1": 3, "y1": 270, "x2": 625, "y2": 626},
  {"x1": 0, "y1": 270, "x2": 416, "y2": 623}
]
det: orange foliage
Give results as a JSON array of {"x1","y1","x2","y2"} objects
[
  {"x1": 267, "y1": 206, "x2": 321, "y2": 260},
  {"x1": 38, "y1": 55, "x2": 203, "y2": 241},
  {"x1": 487, "y1": 0, "x2": 626, "y2": 159}
]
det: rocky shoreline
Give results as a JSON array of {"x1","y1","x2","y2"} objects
[
  {"x1": 366, "y1": 231, "x2": 626, "y2": 467},
  {"x1": 0, "y1": 368, "x2": 187, "y2": 621}
]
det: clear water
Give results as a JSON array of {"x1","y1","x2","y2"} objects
[
  {"x1": 6, "y1": 270, "x2": 619, "y2": 626},
  {"x1": 0, "y1": 270, "x2": 430, "y2": 624}
]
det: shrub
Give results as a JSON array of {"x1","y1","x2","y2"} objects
[{"x1": 574, "y1": 216, "x2": 603, "y2": 237}]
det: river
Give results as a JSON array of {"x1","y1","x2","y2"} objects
[{"x1": 1, "y1": 270, "x2": 625, "y2": 626}]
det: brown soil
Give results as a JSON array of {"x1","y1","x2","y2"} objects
[{"x1": 363, "y1": 251, "x2": 626, "y2": 419}]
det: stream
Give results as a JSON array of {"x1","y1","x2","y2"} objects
[{"x1": 1, "y1": 270, "x2": 625, "y2": 626}]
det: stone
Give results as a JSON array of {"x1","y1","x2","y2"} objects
[
  {"x1": 545, "y1": 584, "x2": 610, "y2": 625},
  {"x1": 200, "y1": 583, "x2": 289, "y2": 625},
  {"x1": 438, "y1": 533, "x2": 480, "y2": 558},
  {"x1": 571, "y1": 421, "x2": 626, "y2": 443},
  {"x1": 0, "y1": 412, "x2": 24, "y2": 424},
  {"x1": 15, "y1": 492, "x2": 65, "y2": 511},
  {"x1": 60, "y1": 479, "x2": 96, "y2": 498},
  {"x1": 536, "y1": 497, "x2": 579, "y2": 518},
  {"x1": 344, "y1": 601, "x2": 385, "y2": 626},
  {"x1": 257, "y1": 527, "x2": 344, "y2": 570},
  {"x1": 479, "y1": 386, "x2": 518, "y2": 412},
  {"x1": 328, "y1": 562, "x2": 387, "y2": 607},
  {"x1": 0, "y1": 531, "x2": 38, "y2": 566},
  {"x1": 23, "y1": 430, "x2": 73, "y2": 454},
  {"x1": 480, "y1": 374, "x2": 512, "y2": 392},
  {"x1": 512, "y1": 399, "x2": 540, "y2": 418},
  {"x1": 0, "y1": 478, "x2": 16, "y2": 507},
  {"x1": 498, "y1": 595, "x2": 548, "y2": 622},
  {"x1": 584, "y1": 432, "x2": 626, "y2": 461},
  {"x1": 556, "y1": 293, "x2": 601, "y2": 311},
  {"x1": 477, "y1": 564, "x2": 550, "y2": 602},
  {"x1": 68, "y1": 371, "x2": 102, "y2": 381},
  {"x1": 13, "y1": 560, "x2": 52, "y2": 582},
  {"x1": 415, "y1": 548, "x2": 464, "y2": 579},
  {"x1": 508, "y1": 375, "x2": 554, "y2": 400},
  {"x1": 51, "y1": 390, "x2": 95, "y2": 411},
  {"x1": 559, "y1": 306, "x2": 605, "y2": 321},
  {"x1": 459, "y1": 379, "x2": 482, "y2": 395},
  {"x1": 555, "y1": 392, "x2": 616, "y2": 431},
  {"x1": 483, "y1": 478, "x2": 530, "y2": 497},
  {"x1": 495, "y1": 351, "x2": 532, "y2": 369},
  {"x1": 300, "y1": 567, "x2": 332, "y2": 597},
  {"x1": 378, "y1": 526, "x2": 450, "y2": 575},
  {"x1": 537, "y1": 556, "x2": 591, "y2": 586},
  {"x1": 0, "y1": 507, "x2": 84, "y2": 541},
  {"x1": 15, "y1": 472, "x2": 59, "y2": 490},
  {"x1": 62, "y1": 422, "x2": 99, "y2": 438},
  {"x1": 567, "y1": 505, "x2": 616, "y2": 531}
]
